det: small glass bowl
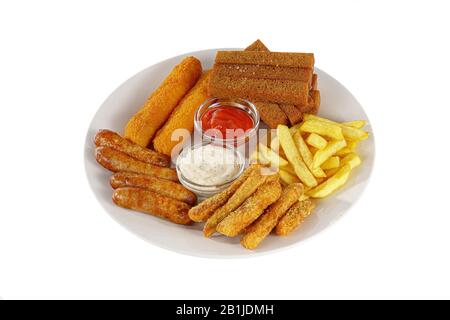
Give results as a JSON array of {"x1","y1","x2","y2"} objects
[
  {"x1": 194, "y1": 98, "x2": 260, "y2": 146},
  {"x1": 176, "y1": 141, "x2": 245, "y2": 198}
]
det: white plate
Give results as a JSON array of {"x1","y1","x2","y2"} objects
[{"x1": 84, "y1": 49, "x2": 375, "y2": 258}]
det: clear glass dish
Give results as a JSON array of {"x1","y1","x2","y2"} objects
[
  {"x1": 194, "y1": 97, "x2": 260, "y2": 146},
  {"x1": 176, "y1": 141, "x2": 245, "y2": 198}
]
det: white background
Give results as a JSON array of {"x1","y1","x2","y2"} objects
[{"x1": 1, "y1": 0, "x2": 449, "y2": 299}]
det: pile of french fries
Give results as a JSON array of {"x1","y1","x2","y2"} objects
[{"x1": 253, "y1": 114, "x2": 369, "y2": 199}]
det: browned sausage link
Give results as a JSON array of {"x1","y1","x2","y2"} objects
[
  {"x1": 95, "y1": 146, "x2": 178, "y2": 181},
  {"x1": 112, "y1": 187, "x2": 192, "y2": 225},
  {"x1": 110, "y1": 172, "x2": 197, "y2": 205},
  {"x1": 94, "y1": 129, "x2": 170, "y2": 167}
]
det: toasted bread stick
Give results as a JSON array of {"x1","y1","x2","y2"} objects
[
  {"x1": 279, "y1": 104, "x2": 304, "y2": 125},
  {"x1": 110, "y1": 172, "x2": 197, "y2": 205},
  {"x1": 244, "y1": 39, "x2": 269, "y2": 51},
  {"x1": 311, "y1": 74, "x2": 318, "y2": 90},
  {"x1": 215, "y1": 51, "x2": 314, "y2": 69},
  {"x1": 212, "y1": 64, "x2": 313, "y2": 82},
  {"x1": 241, "y1": 183, "x2": 303, "y2": 249},
  {"x1": 113, "y1": 187, "x2": 192, "y2": 225},
  {"x1": 124, "y1": 56, "x2": 202, "y2": 147},
  {"x1": 95, "y1": 146, "x2": 178, "y2": 181},
  {"x1": 204, "y1": 173, "x2": 278, "y2": 237},
  {"x1": 209, "y1": 74, "x2": 310, "y2": 106},
  {"x1": 275, "y1": 199, "x2": 315, "y2": 235},
  {"x1": 245, "y1": 41, "x2": 289, "y2": 129},
  {"x1": 94, "y1": 129, "x2": 170, "y2": 167},
  {"x1": 153, "y1": 71, "x2": 211, "y2": 156},
  {"x1": 253, "y1": 102, "x2": 289, "y2": 129},
  {"x1": 216, "y1": 179, "x2": 282, "y2": 237},
  {"x1": 297, "y1": 90, "x2": 320, "y2": 115},
  {"x1": 188, "y1": 165, "x2": 261, "y2": 222}
]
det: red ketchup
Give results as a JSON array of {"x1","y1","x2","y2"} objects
[{"x1": 201, "y1": 106, "x2": 254, "y2": 140}]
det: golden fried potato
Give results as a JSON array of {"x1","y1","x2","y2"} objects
[
  {"x1": 277, "y1": 125, "x2": 317, "y2": 188},
  {"x1": 321, "y1": 156, "x2": 340, "y2": 170},
  {"x1": 300, "y1": 119, "x2": 344, "y2": 140},
  {"x1": 312, "y1": 139, "x2": 347, "y2": 169},
  {"x1": 292, "y1": 130, "x2": 326, "y2": 178},
  {"x1": 342, "y1": 120, "x2": 366, "y2": 129},
  {"x1": 308, "y1": 164, "x2": 351, "y2": 198},
  {"x1": 279, "y1": 169, "x2": 300, "y2": 185},
  {"x1": 303, "y1": 114, "x2": 368, "y2": 141},
  {"x1": 306, "y1": 133, "x2": 328, "y2": 149},
  {"x1": 340, "y1": 152, "x2": 362, "y2": 169}
]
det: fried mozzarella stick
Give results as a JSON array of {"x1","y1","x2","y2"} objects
[
  {"x1": 188, "y1": 165, "x2": 261, "y2": 222},
  {"x1": 124, "y1": 56, "x2": 202, "y2": 147},
  {"x1": 153, "y1": 71, "x2": 211, "y2": 156},
  {"x1": 215, "y1": 51, "x2": 315, "y2": 69},
  {"x1": 110, "y1": 172, "x2": 197, "y2": 205},
  {"x1": 209, "y1": 75, "x2": 310, "y2": 106},
  {"x1": 95, "y1": 146, "x2": 178, "y2": 181},
  {"x1": 216, "y1": 180, "x2": 282, "y2": 237},
  {"x1": 241, "y1": 183, "x2": 303, "y2": 249},
  {"x1": 213, "y1": 64, "x2": 313, "y2": 82},
  {"x1": 203, "y1": 173, "x2": 278, "y2": 237},
  {"x1": 275, "y1": 199, "x2": 315, "y2": 236},
  {"x1": 113, "y1": 187, "x2": 192, "y2": 225},
  {"x1": 94, "y1": 129, "x2": 170, "y2": 167}
]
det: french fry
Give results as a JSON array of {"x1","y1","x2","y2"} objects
[
  {"x1": 321, "y1": 156, "x2": 340, "y2": 170},
  {"x1": 336, "y1": 141, "x2": 358, "y2": 156},
  {"x1": 299, "y1": 194, "x2": 310, "y2": 201},
  {"x1": 342, "y1": 120, "x2": 366, "y2": 129},
  {"x1": 325, "y1": 168, "x2": 339, "y2": 178},
  {"x1": 303, "y1": 114, "x2": 368, "y2": 141},
  {"x1": 306, "y1": 133, "x2": 328, "y2": 149},
  {"x1": 292, "y1": 130, "x2": 326, "y2": 178},
  {"x1": 308, "y1": 164, "x2": 352, "y2": 198},
  {"x1": 312, "y1": 139, "x2": 347, "y2": 169},
  {"x1": 300, "y1": 119, "x2": 344, "y2": 140},
  {"x1": 279, "y1": 169, "x2": 300, "y2": 185},
  {"x1": 281, "y1": 164, "x2": 297, "y2": 176},
  {"x1": 258, "y1": 143, "x2": 289, "y2": 167},
  {"x1": 340, "y1": 152, "x2": 362, "y2": 169},
  {"x1": 277, "y1": 125, "x2": 317, "y2": 188}
]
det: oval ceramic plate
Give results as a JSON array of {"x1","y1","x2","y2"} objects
[{"x1": 84, "y1": 49, "x2": 375, "y2": 258}]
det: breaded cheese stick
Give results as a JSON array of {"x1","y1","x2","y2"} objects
[
  {"x1": 215, "y1": 51, "x2": 315, "y2": 69},
  {"x1": 153, "y1": 71, "x2": 211, "y2": 156},
  {"x1": 203, "y1": 173, "x2": 278, "y2": 237},
  {"x1": 216, "y1": 180, "x2": 282, "y2": 237},
  {"x1": 110, "y1": 172, "x2": 197, "y2": 205},
  {"x1": 209, "y1": 74, "x2": 310, "y2": 106},
  {"x1": 275, "y1": 199, "x2": 315, "y2": 235},
  {"x1": 213, "y1": 64, "x2": 313, "y2": 82},
  {"x1": 94, "y1": 129, "x2": 170, "y2": 167},
  {"x1": 124, "y1": 56, "x2": 202, "y2": 147},
  {"x1": 241, "y1": 183, "x2": 303, "y2": 249},
  {"x1": 188, "y1": 165, "x2": 261, "y2": 222},
  {"x1": 95, "y1": 146, "x2": 178, "y2": 181},
  {"x1": 244, "y1": 39, "x2": 269, "y2": 51},
  {"x1": 279, "y1": 104, "x2": 304, "y2": 125},
  {"x1": 113, "y1": 187, "x2": 192, "y2": 225}
]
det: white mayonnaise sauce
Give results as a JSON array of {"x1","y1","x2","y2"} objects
[{"x1": 178, "y1": 144, "x2": 241, "y2": 186}]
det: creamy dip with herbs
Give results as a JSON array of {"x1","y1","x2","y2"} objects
[{"x1": 178, "y1": 144, "x2": 241, "y2": 186}]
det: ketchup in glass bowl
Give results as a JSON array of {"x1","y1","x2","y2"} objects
[{"x1": 194, "y1": 98, "x2": 260, "y2": 145}]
